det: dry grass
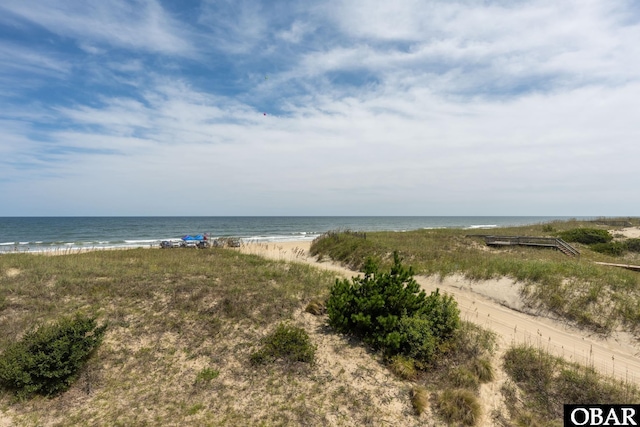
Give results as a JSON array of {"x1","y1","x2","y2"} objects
[
  {"x1": 435, "y1": 388, "x2": 482, "y2": 426},
  {"x1": 410, "y1": 385, "x2": 429, "y2": 416},
  {"x1": 0, "y1": 248, "x2": 425, "y2": 426},
  {"x1": 502, "y1": 343, "x2": 640, "y2": 425}
]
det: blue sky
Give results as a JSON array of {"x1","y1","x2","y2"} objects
[{"x1": 1, "y1": 0, "x2": 639, "y2": 216}]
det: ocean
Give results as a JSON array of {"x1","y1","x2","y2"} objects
[{"x1": 0, "y1": 216, "x2": 592, "y2": 254}]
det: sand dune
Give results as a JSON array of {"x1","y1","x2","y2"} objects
[{"x1": 238, "y1": 240, "x2": 640, "y2": 386}]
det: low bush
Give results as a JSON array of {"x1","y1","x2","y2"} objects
[
  {"x1": 0, "y1": 313, "x2": 106, "y2": 398},
  {"x1": 326, "y1": 252, "x2": 460, "y2": 363},
  {"x1": 590, "y1": 242, "x2": 625, "y2": 256},
  {"x1": 559, "y1": 228, "x2": 612, "y2": 244},
  {"x1": 470, "y1": 357, "x2": 495, "y2": 383},
  {"x1": 625, "y1": 238, "x2": 640, "y2": 253},
  {"x1": 250, "y1": 323, "x2": 316, "y2": 366}
]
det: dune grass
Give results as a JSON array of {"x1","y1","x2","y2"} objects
[
  {"x1": 502, "y1": 343, "x2": 640, "y2": 426},
  {"x1": 2, "y1": 247, "x2": 498, "y2": 426},
  {"x1": 310, "y1": 219, "x2": 640, "y2": 334},
  {"x1": 0, "y1": 248, "x2": 349, "y2": 426}
]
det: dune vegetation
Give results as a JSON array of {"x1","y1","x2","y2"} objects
[
  {"x1": 1, "y1": 217, "x2": 639, "y2": 426},
  {"x1": 310, "y1": 218, "x2": 640, "y2": 334}
]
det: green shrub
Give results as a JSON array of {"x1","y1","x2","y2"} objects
[
  {"x1": 625, "y1": 238, "x2": 640, "y2": 253},
  {"x1": 0, "y1": 313, "x2": 106, "y2": 398},
  {"x1": 590, "y1": 242, "x2": 625, "y2": 256},
  {"x1": 250, "y1": 323, "x2": 316, "y2": 366},
  {"x1": 559, "y1": 228, "x2": 612, "y2": 244},
  {"x1": 420, "y1": 288, "x2": 460, "y2": 342},
  {"x1": 326, "y1": 252, "x2": 460, "y2": 363}
]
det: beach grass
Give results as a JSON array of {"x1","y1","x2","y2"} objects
[
  {"x1": 502, "y1": 343, "x2": 640, "y2": 425},
  {"x1": 1, "y1": 248, "x2": 352, "y2": 425},
  {"x1": 2, "y1": 247, "x2": 496, "y2": 425}
]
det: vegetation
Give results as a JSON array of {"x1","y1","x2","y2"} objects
[
  {"x1": 2, "y1": 218, "x2": 638, "y2": 425},
  {"x1": 624, "y1": 238, "x2": 640, "y2": 253},
  {"x1": 410, "y1": 385, "x2": 429, "y2": 415},
  {"x1": 590, "y1": 242, "x2": 626, "y2": 256},
  {"x1": 0, "y1": 248, "x2": 348, "y2": 426},
  {"x1": 435, "y1": 388, "x2": 482, "y2": 426},
  {"x1": 0, "y1": 313, "x2": 106, "y2": 398},
  {"x1": 250, "y1": 323, "x2": 316, "y2": 366},
  {"x1": 502, "y1": 344, "x2": 640, "y2": 425},
  {"x1": 311, "y1": 219, "x2": 640, "y2": 334},
  {"x1": 558, "y1": 228, "x2": 613, "y2": 244},
  {"x1": 326, "y1": 252, "x2": 460, "y2": 364}
]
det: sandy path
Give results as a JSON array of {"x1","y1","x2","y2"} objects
[{"x1": 238, "y1": 240, "x2": 640, "y2": 386}]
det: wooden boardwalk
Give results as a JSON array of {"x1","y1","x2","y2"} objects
[
  {"x1": 594, "y1": 262, "x2": 640, "y2": 272},
  {"x1": 477, "y1": 235, "x2": 580, "y2": 257}
]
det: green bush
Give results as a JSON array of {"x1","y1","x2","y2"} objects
[
  {"x1": 0, "y1": 314, "x2": 106, "y2": 398},
  {"x1": 558, "y1": 228, "x2": 613, "y2": 244},
  {"x1": 625, "y1": 238, "x2": 640, "y2": 253},
  {"x1": 590, "y1": 242, "x2": 625, "y2": 256},
  {"x1": 250, "y1": 323, "x2": 316, "y2": 366},
  {"x1": 326, "y1": 252, "x2": 460, "y2": 363}
]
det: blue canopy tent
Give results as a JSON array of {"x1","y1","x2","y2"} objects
[{"x1": 182, "y1": 234, "x2": 206, "y2": 241}]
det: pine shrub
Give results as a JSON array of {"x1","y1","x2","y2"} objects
[
  {"x1": 625, "y1": 238, "x2": 640, "y2": 253},
  {"x1": 590, "y1": 242, "x2": 625, "y2": 256},
  {"x1": 326, "y1": 252, "x2": 460, "y2": 363},
  {"x1": 0, "y1": 314, "x2": 106, "y2": 398},
  {"x1": 559, "y1": 228, "x2": 612, "y2": 244}
]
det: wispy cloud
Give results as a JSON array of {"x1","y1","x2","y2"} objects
[{"x1": 0, "y1": 0, "x2": 195, "y2": 55}]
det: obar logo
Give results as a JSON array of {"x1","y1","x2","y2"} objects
[{"x1": 565, "y1": 405, "x2": 640, "y2": 426}]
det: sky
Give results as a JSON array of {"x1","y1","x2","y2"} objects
[{"x1": 1, "y1": 0, "x2": 639, "y2": 216}]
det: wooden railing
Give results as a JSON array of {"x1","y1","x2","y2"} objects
[{"x1": 480, "y1": 236, "x2": 580, "y2": 257}]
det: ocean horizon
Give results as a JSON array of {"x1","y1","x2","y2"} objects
[{"x1": 0, "y1": 216, "x2": 599, "y2": 253}]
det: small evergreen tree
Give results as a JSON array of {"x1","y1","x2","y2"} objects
[
  {"x1": 326, "y1": 252, "x2": 460, "y2": 363},
  {"x1": 0, "y1": 314, "x2": 106, "y2": 398}
]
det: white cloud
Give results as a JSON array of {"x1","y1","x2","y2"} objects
[
  {"x1": 277, "y1": 20, "x2": 314, "y2": 44},
  {"x1": 0, "y1": 42, "x2": 71, "y2": 77}
]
